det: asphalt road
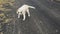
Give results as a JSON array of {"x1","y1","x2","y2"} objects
[{"x1": 4, "y1": 0, "x2": 60, "y2": 34}]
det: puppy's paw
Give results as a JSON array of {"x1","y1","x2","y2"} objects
[
  {"x1": 28, "y1": 15, "x2": 30, "y2": 17},
  {"x1": 23, "y1": 19, "x2": 25, "y2": 21}
]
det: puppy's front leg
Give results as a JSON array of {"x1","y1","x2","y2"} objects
[{"x1": 23, "y1": 13, "x2": 26, "y2": 21}]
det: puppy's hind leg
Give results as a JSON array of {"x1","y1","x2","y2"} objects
[{"x1": 27, "y1": 9, "x2": 30, "y2": 17}]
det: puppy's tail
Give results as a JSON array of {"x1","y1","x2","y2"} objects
[{"x1": 29, "y1": 6, "x2": 35, "y2": 9}]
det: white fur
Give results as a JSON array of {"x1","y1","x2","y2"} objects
[{"x1": 16, "y1": 4, "x2": 35, "y2": 21}]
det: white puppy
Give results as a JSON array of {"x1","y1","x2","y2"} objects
[{"x1": 16, "y1": 4, "x2": 35, "y2": 21}]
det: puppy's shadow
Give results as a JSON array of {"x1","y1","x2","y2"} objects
[{"x1": 25, "y1": 12, "x2": 30, "y2": 21}]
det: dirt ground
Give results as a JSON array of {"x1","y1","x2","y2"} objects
[{"x1": 0, "y1": 0, "x2": 60, "y2": 34}]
